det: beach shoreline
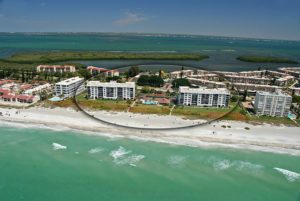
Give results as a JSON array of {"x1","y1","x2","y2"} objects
[{"x1": 0, "y1": 107, "x2": 300, "y2": 156}]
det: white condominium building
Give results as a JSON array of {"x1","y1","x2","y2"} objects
[
  {"x1": 55, "y1": 77, "x2": 85, "y2": 98},
  {"x1": 87, "y1": 81, "x2": 135, "y2": 100},
  {"x1": 178, "y1": 87, "x2": 230, "y2": 107},
  {"x1": 254, "y1": 91, "x2": 292, "y2": 117}
]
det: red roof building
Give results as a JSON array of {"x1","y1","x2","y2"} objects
[{"x1": 0, "y1": 88, "x2": 10, "y2": 95}]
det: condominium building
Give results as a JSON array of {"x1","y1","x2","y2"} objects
[
  {"x1": 254, "y1": 91, "x2": 292, "y2": 117},
  {"x1": 87, "y1": 66, "x2": 120, "y2": 77},
  {"x1": 224, "y1": 75, "x2": 271, "y2": 85},
  {"x1": 54, "y1": 77, "x2": 85, "y2": 98},
  {"x1": 189, "y1": 74, "x2": 219, "y2": 81},
  {"x1": 178, "y1": 86, "x2": 230, "y2": 107},
  {"x1": 170, "y1": 70, "x2": 194, "y2": 79},
  {"x1": 187, "y1": 78, "x2": 226, "y2": 88},
  {"x1": 87, "y1": 81, "x2": 135, "y2": 100},
  {"x1": 274, "y1": 76, "x2": 295, "y2": 86},
  {"x1": 232, "y1": 83, "x2": 282, "y2": 93},
  {"x1": 104, "y1": 70, "x2": 120, "y2": 77},
  {"x1": 238, "y1": 70, "x2": 265, "y2": 77},
  {"x1": 37, "y1": 65, "x2": 76, "y2": 73},
  {"x1": 24, "y1": 83, "x2": 52, "y2": 95},
  {"x1": 278, "y1": 67, "x2": 300, "y2": 78}
]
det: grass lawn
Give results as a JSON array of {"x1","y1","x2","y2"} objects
[
  {"x1": 248, "y1": 115, "x2": 297, "y2": 126},
  {"x1": 172, "y1": 106, "x2": 231, "y2": 120},
  {"x1": 129, "y1": 104, "x2": 171, "y2": 115},
  {"x1": 76, "y1": 94, "x2": 130, "y2": 112}
]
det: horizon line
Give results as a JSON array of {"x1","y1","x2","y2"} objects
[{"x1": 0, "y1": 31, "x2": 299, "y2": 42}]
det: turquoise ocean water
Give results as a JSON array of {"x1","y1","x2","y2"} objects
[{"x1": 0, "y1": 124, "x2": 299, "y2": 201}]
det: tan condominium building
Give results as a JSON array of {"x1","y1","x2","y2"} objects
[
  {"x1": 37, "y1": 65, "x2": 76, "y2": 73},
  {"x1": 178, "y1": 86, "x2": 230, "y2": 107},
  {"x1": 254, "y1": 91, "x2": 292, "y2": 117},
  {"x1": 87, "y1": 81, "x2": 135, "y2": 100}
]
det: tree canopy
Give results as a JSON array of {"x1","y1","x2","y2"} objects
[
  {"x1": 172, "y1": 78, "x2": 190, "y2": 88},
  {"x1": 128, "y1": 66, "x2": 140, "y2": 77},
  {"x1": 137, "y1": 75, "x2": 164, "y2": 87}
]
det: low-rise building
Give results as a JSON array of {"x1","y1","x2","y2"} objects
[
  {"x1": 87, "y1": 81, "x2": 135, "y2": 100},
  {"x1": 274, "y1": 76, "x2": 295, "y2": 86},
  {"x1": 238, "y1": 70, "x2": 265, "y2": 77},
  {"x1": 55, "y1": 77, "x2": 85, "y2": 98},
  {"x1": 37, "y1": 65, "x2": 76, "y2": 73},
  {"x1": 87, "y1": 66, "x2": 120, "y2": 77},
  {"x1": 225, "y1": 75, "x2": 271, "y2": 85},
  {"x1": 189, "y1": 74, "x2": 219, "y2": 81},
  {"x1": 278, "y1": 67, "x2": 300, "y2": 78},
  {"x1": 291, "y1": 87, "x2": 300, "y2": 96},
  {"x1": 87, "y1": 66, "x2": 108, "y2": 75},
  {"x1": 24, "y1": 83, "x2": 52, "y2": 95},
  {"x1": 178, "y1": 86, "x2": 230, "y2": 107},
  {"x1": 187, "y1": 78, "x2": 226, "y2": 88},
  {"x1": 254, "y1": 91, "x2": 292, "y2": 117},
  {"x1": 170, "y1": 70, "x2": 194, "y2": 79},
  {"x1": 232, "y1": 83, "x2": 282, "y2": 93},
  {"x1": 104, "y1": 69, "x2": 120, "y2": 77}
]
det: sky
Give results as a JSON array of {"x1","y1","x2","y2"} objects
[{"x1": 0, "y1": 0, "x2": 300, "y2": 40}]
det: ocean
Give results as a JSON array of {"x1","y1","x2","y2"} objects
[
  {"x1": 0, "y1": 124, "x2": 299, "y2": 201},
  {"x1": 1, "y1": 33, "x2": 300, "y2": 71}
]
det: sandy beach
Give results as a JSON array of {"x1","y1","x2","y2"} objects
[{"x1": 0, "y1": 107, "x2": 300, "y2": 155}]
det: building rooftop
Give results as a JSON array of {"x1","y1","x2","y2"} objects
[
  {"x1": 87, "y1": 81, "x2": 135, "y2": 87},
  {"x1": 179, "y1": 86, "x2": 230, "y2": 94},
  {"x1": 56, "y1": 77, "x2": 84, "y2": 85},
  {"x1": 38, "y1": 65, "x2": 75, "y2": 68},
  {"x1": 256, "y1": 91, "x2": 291, "y2": 97}
]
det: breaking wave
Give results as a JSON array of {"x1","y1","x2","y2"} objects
[
  {"x1": 110, "y1": 146, "x2": 131, "y2": 160},
  {"x1": 208, "y1": 157, "x2": 263, "y2": 173},
  {"x1": 213, "y1": 159, "x2": 232, "y2": 171},
  {"x1": 52, "y1": 142, "x2": 67, "y2": 150},
  {"x1": 109, "y1": 146, "x2": 145, "y2": 166},
  {"x1": 167, "y1": 155, "x2": 187, "y2": 167},
  {"x1": 274, "y1": 167, "x2": 300, "y2": 182},
  {"x1": 88, "y1": 147, "x2": 104, "y2": 154}
]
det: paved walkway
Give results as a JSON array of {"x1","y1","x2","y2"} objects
[
  {"x1": 169, "y1": 105, "x2": 175, "y2": 115},
  {"x1": 127, "y1": 100, "x2": 136, "y2": 112}
]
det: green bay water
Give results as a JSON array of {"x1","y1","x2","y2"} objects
[
  {"x1": 0, "y1": 125, "x2": 299, "y2": 201},
  {"x1": 1, "y1": 33, "x2": 300, "y2": 71}
]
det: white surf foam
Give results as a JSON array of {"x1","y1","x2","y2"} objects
[
  {"x1": 213, "y1": 159, "x2": 232, "y2": 171},
  {"x1": 52, "y1": 142, "x2": 67, "y2": 150},
  {"x1": 88, "y1": 147, "x2": 104, "y2": 154},
  {"x1": 116, "y1": 155, "x2": 145, "y2": 166},
  {"x1": 274, "y1": 167, "x2": 300, "y2": 182},
  {"x1": 109, "y1": 146, "x2": 145, "y2": 166},
  {"x1": 110, "y1": 146, "x2": 131, "y2": 160},
  {"x1": 233, "y1": 161, "x2": 264, "y2": 174},
  {"x1": 167, "y1": 155, "x2": 187, "y2": 167},
  {"x1": 209, "y1": 157, "x2": 263, "y2": 173}
]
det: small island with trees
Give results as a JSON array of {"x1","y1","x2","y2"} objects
[
  {"x1": 1, "y1": 51, "x2": 209, "y2": 64},
  {"x1": 237, "y1": 55, "x2": 299, "y2": 64}
]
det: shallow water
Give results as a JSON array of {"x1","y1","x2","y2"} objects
[
  {"x1": 0, "y1": 125, "x2": 299, "y2": 201},
  {"x1": 1, "y1": 33, "x2": 300, "y2": 71}
]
